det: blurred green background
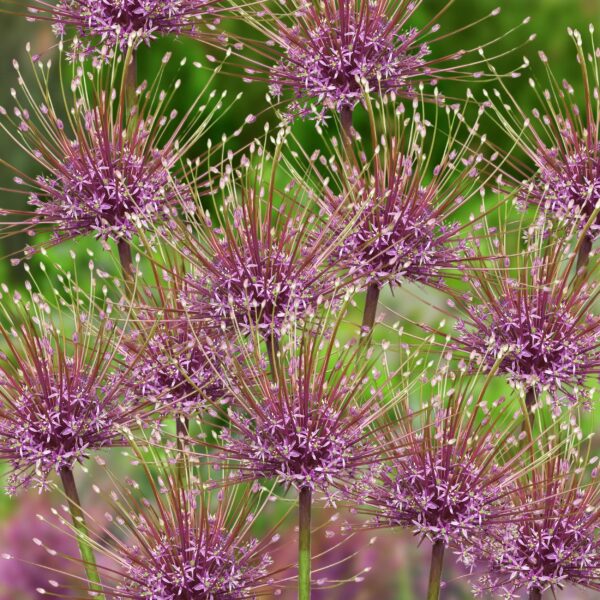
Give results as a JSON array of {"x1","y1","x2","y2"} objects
[{"x1": 0, "y1": 1, "x2": 599, "y2": 598}]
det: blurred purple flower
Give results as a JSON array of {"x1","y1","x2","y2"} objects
[{"x1": 0, "y1": 494, "x2": 82, "y2": 599}]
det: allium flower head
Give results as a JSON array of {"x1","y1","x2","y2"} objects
[
  {"x1": 215, "y1": 318, "x2": 402, "y2": 494},
  {"x1": 349, "y1": 361, "x2": 521, "y2": 560},
  {"x1": 474, "y1": 447, "x2": 600, "y2": 599},
  {"x1": 42, "y1": 448, "x2": 286, "y2": 598},
  {"x1": 241, "y1": 0, "x2": 515, "y2": 120},
  {"x1": 0, "y1": 48, "x2": 225, "y2": 255},
  {"x1": 168, "y1": 137, "x2": 348, "y2": 340},
  {"x1": 0, "y1": 263, "x2": 152, "y2": 494},
  {"x1": 315, "y1": 94, "x2": 486, "y2": 291},
  {"x1": 487, "y1": 27, "x2": 600, "y2": 245},
  {"x1": 450, "y1": 230, "x2": 600, "y2": 408},
  {"x1": 125, "y1": 268, "x2": 230, "y2": 418},
  {"x1": 26, "y1": 0, "x2": 222, "y2": 57}
]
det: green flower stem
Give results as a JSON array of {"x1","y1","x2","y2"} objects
[
  {"x1": 530, "y1": 588, "x2": 542, "y2": 600},
  {"x1": 59, "y1": 468, "x2": 105, "y2": 599},
  {"x1": 426, "y1": 540, "x2": 445, "y2": 600},
  {"x1": 298, "y1": 486, "x2": 312, "y2": 600}
]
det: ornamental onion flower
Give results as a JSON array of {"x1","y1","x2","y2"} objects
[
  {"x1": 347, "y1": 359, "x2": 527, "y2": 600},
  {"x1": 23, "y1": 0, "x2": 225, "y2": 58},
  {"x1": 34, "y1": 444, "x2": 288, "y2": 599},
  {"x1": 0, "y1": 271, "x2": 150, "y2": 494},
  {"x1": 236, "y1": 0, "x2": 527, "y2": 122},
  {"x1": 0, "y1": 45, "x2": 231, "y2": 274},
  {"x1": 123, "y1": 264, "x2": 231, "y2": 424},
  {"x1": 473, "y1": 445, "x2": 600, "y2": 600},
  {"x1": 160, "y1": 133, "x2": 349, "y2": 346},
  {"x1": 448, "y1": 226, "x2": 600, "y2": 418},
  {"x1": 211, "y1": 314, "x2": 407, "y2": 598},
  {"x1": 0, "y1": 256, "x2": 159, "y2": 596},
  {"x1": 305, "y1": 90, "x2": 489, "y2": 330},
  {"x1": 484, "y1": 25, "x2": 600, "y2": 270}
]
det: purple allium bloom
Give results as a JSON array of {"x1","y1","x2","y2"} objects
[
  {"x1": 0, "y1": 50, "x2": 215, "y2": 252},
  {"x1": 171, "y1": 147, "x2": 347, "y2": 339},
  {"x1": 127, "y1": 321, "x2": 227, "y2": 418},
  {"x1": 473, "y1": 452, "x2": 600, "y2": 599},
  {"x1": 489, "y1": 28, "x2": 600, "y2": 245},
  {"x1": 319, "y1": 98, "x2": 484, "y2": 291},
  {"x1": 26, "y1": 0, "x2": 220, "y2": 56},
  {"x1": 349, "y1": 369, "x2": 518, "y2": 561},
  {"x1": 248, "y1": 0, "x2": 507, "y2": 120},
  {"x1": 517, "y1": 138, "x2": 600, "y2": 239},
  {"x1": 269, "y1": 1, "x2": 430, "y2": 115},
  {"x1": 0, "y1": 289, "x2": 148, "y2": 494},
  {"x1": 61, "y1": 458, "x2": 284, "y2": 598},
  {"x1": 216, "y1": 324, "x2": 397, "y2": 494},
  {"x1": 31, "y1": 117, "x2": 188, "y2": 242},
  {"x1": 450, "y1": 237, "x2": 600, "y2": 408}
]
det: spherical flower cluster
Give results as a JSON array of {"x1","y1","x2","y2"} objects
[
  {"x1": 203, "y1": 241, "x2": 321, "y2": 338},
  {"x1": 0, "y1": 363, "x2": 131, "y2": 493},
  {"x1": 519, "y1": 140, "x2": 600, "y2": 239},
  {"x1": 474, "y1": 455, "x2": 600, "y2": 599},
  {"x1": 477, "y1": 505, "x2": 600, "y2": 598},
  {"x1": 454, "y1": 285, "x2": 600, "y2": 405},
  {"x1": 222, "y1": 403, "x2": 368, "y2": 492},
  {"x1": 118, "y1": 529, "x2": 273, "y2": 599},
  {"x1": 31, "y1": 131, "x2": 187, "y2": 241},
  {"x1": 128, "y1": 324, "x2": 227, "y2": 418},
  {"x1": 328, "y1": 168, "x2": 464, "y2": 289},
  {"x1": 363, "y1": 452, "x2": 504, "y2": 546},
  {"x1": 270, "y1": 3, "x2": 430, "y2": 116},
  {"x1": 35, "y1": 0, "x2": 215, "y2": 56}
]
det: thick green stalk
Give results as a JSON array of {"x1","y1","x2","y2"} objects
[
  {"x1": 60, "y1": 468, "x2": 105, "y2": 598},
  {"x1": 298, "y1": 486, "x2": 312, "y2": 600},
  {"x1": 362, "y1": 283, "x2": 381, "y2": 332},
  {"x1": 426, "y1": 540, "x2": 445, "y2": 600}
]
